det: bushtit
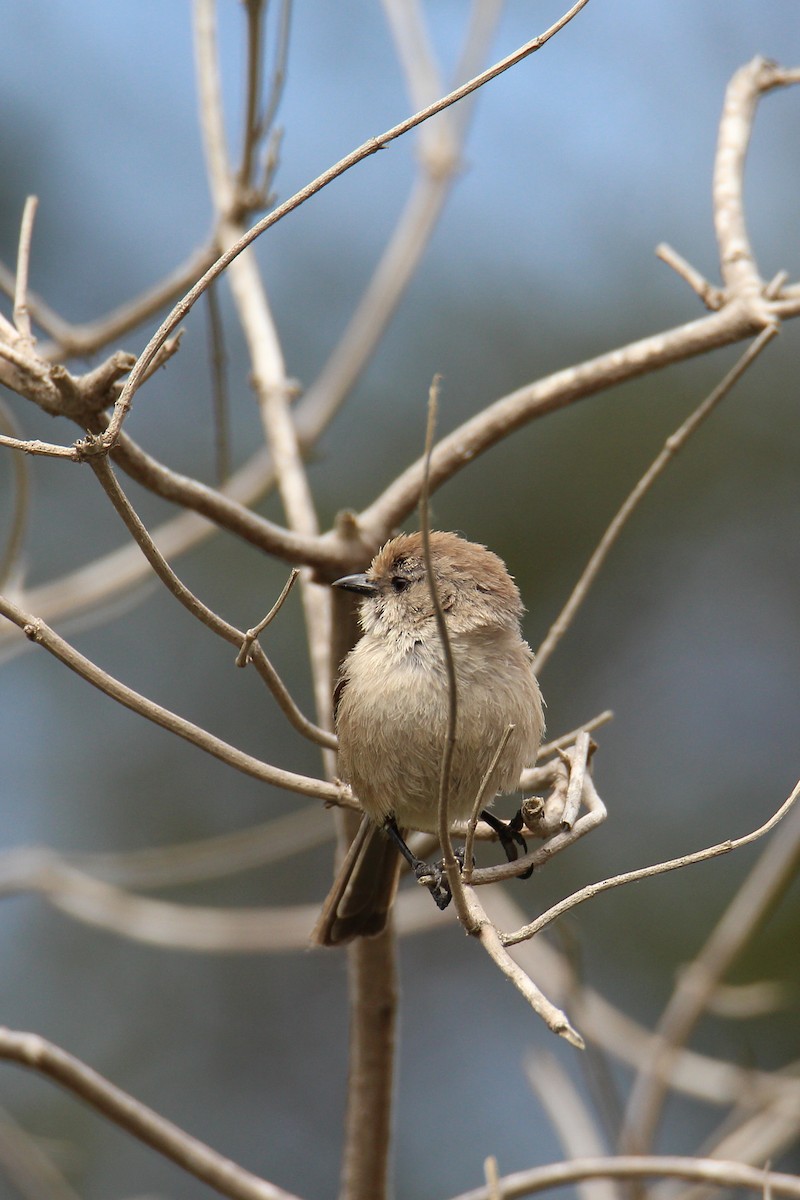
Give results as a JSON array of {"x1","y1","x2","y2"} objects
[{"x1": 312, "y1": 531, "x2": 544, "y2": 947}]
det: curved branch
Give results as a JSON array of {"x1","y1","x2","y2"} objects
[
  {"x1": 354, "y1": 302, "x2": 781, "y2": 542},
  {"x1": 88, "y1": 455, "x2": 335, "y2": 749},
  {"x1": 0, "y1": 593, "x2": 341, "y2": 802},
  {"x1": 104, "y1": 0, "x2": 592, "y2": 448},
  {"x1": 446, "y1": 1155, "x2": 800, "y2": 1200},
  {"x1": 0, "y1": 1027, "x2": 303, "y2": 1200}
]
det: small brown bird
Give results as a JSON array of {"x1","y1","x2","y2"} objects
[{"x1": 312, "y1": 531, "x2": 544, "y2": 946}]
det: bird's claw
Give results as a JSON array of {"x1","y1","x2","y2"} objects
[
  {"x1": 414, "y1": 847, "x2": 473, "y2": 910},
  {"x1": 415, "y1": 860, "x2": 452, "y2": 909},
  {"x1": 500, "y1": 811, "x2": 533, "y2": 879}
]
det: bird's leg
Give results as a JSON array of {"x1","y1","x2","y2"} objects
[
  {"x1": 384, "y1": 818, "x2": 468, "y2": 911},
  {"x1": 480, "y1": 809, "x2": 533, "y2": 880}
]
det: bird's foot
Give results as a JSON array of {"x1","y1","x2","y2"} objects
[
  {"x1": 414, "y1": 847, "x2": 472, "y2": 910},
  {"x1": 481, "y1": 809, "x2": 533, "y2": 879}
]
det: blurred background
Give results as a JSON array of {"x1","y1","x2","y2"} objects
[{"x1": 1, "y1": 2, "x2": 799, "y2": 1197}]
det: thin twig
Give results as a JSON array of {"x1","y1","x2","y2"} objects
[
  {"x1": 0, "y1": 1028, "x2": 303, "y2": 1200},
  {"x1": 656, "y1": 243, "x2": 724, "y2": 309},
  {"x1": 459, "y1": 887, "x2": 585, "y2": 1048},
  {"x1": 0, "y1": 592, "x2": 340, "y2": 801},
  {"x1": 535, "y1": 710, "x2": 614, "y2": 763},
  {"x1": 462, "y1": 725, "x2": 515, "y2": 885},
  {"x1": 0, "y1": 242, "x2": 219, "y2": 359},
  {"x1": 237, "y1": 0, "x2": 266, "y2": 196},
  {"x1": 0, "y1": 398, "x2": 31, "y2": 588},
  {"x1": 106, "y1": 0, "x2": 593, "y2": 449},
  {"x1": 445, "y1": 1154, "x2": 800, "y2": 1200},
  {"x1": 419, "y1": 378, "x2": 467, "y2": 923},
  {"x1": 236, "y1": 568, "x2": 300, "y2": 665},
  {"x1": 13, "y1": 196, "x2": 38, "y2": 346},
  {"x1": 534, "y1": 323, "x2": 778, "y2": 673},
  {"x1": 0, "y1": 431, "x2": 80, "y2": 460},
  {"x1": 418, "y1": 405, "x2": 587, "y2": 1043},
  {"x1": 205, "y1": 282, "x2": 231, "y2": 484},
  {"x1": 257, "y1": 0, "x2": 292, "y2": 190},
  {"x1": 560, "y1": 732, "x2": 590, "y2": 829},
  {"x1": 482, "y1": 886, "x2": 800, "y2": 1114},
  {"x1": 195, "y1": 0, "x2": 332, "y2": 748},
  {"x1": 87, "y1": 455, "x2": 335, "y2": 748},
  {"x1": 0, "y1": 445, "x2": 276, "y2": 656},
  {"x1": 503, "y1": 777, "x2": 800, "y2": 946},
  {"x1": 619, "y1": 781, "x2": 800, "y2": 1155}
]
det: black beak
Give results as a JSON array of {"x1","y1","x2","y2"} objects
[{"x1": 332, "y1": 572, "x2": 377, "y2": 596}]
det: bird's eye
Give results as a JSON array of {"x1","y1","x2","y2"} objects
[{"x1": 390, "y1": 575, "x2": 410, "y2": 593}]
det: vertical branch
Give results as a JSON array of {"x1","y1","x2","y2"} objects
[
  {"x1": 193, "y1": 0, "x2": 332, "y2": 747},
  {"x1": 237, "y1": 0, "x2": 266, "y2": 194},
  {"x1": 13, "y1": 196, "x2": 39, "y2": 347},
  {"x1": 329, "y1": 596, "x2": 399, "y2": 1200},
  {"x1": 0, "y1": 398, "x2": 30, "y2": 589},
  {"x1": 340, "y1": 930, "x2": 399, "y2": 1200},
  {"x1": 205, "y1": 282, "x2": 231, "y2": 485},
  {"x1": 419, "y1": 381, "x2": 463, "y2": 910}
]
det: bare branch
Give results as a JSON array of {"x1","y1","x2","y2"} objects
[
  {"x1": 714, "y1": 59, "x2": 800, "y2": 311},
  {"x1": 0, "y1": 398, "x2": 31, "y2": 588},
  {"x1": 445, "y1": 1155, "x2": 800, "y2": 1200},
  {"x1": 102, "y1": 424, "x2": 339, "y2": 569},
  {"x1": 299, "y1": 0, "x2": 503, "y2": 434},
  {"x1": 0, "y1": 850, "x2": 322, "y2": 953},
  {"x1": 619, "y1": 779, "x2": 800, "y2": 1155},
  {"x1": 503, "y1": 777, "x2": 800, "y2": 946},
  {"x1": 524, "y1": 1052, "x2": 622, "y2": 1200},
  {"x1": 13, "y1": 196, "x2": 38, "y2": 347},
  {"x1": 236, "y1": 568, "x2": 300, "y2": 665},
  {"x1": 0, "y1": 593, "x2": 340, "y2": 801},
  {"x1": 462, "y1": 725, "x2": 515, "y2": 885},
  {"x1": 458, "y1": 887, "x2": 585, "y2": 1048},
  {"x1": 419, "y1": 379, "x2": 465, "y2": 922},
  {"x1": 0, "y1": 1028, "x2": 304, "y2": 1200},
  {"x1": 88, "y1": 455, "x2": 335, "y2": 748},
  {"x1": 656, "y1": 243, "x2": 724, "y2": 309},
  {"x1": 356, "y1": 302, "x2": 784, "y2": 543},
  {"x1": 65, "y1": 803, "x2": 331, "y2": 889},
  {"x1": 0, "y1": 445, "x2": 276, "y2": 655},
  {"x1": 0, "y1": 242, "x2": 219, "y2": 359},
  {"x1": 105, "y1": 0, "x2": 593, "y2": 450},
  {"x1": 534, "y1": 325, "x2": 777, "y2": 672},
  {"x1": 205, "y1": 281, "x2": 232, "y2": 484},
  {"x1": 533, "y1": 710, "x2": 614, "y2": 765},
  {"x1": 339, "y1": 928, "x2": 399, "y2": 1200}
]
